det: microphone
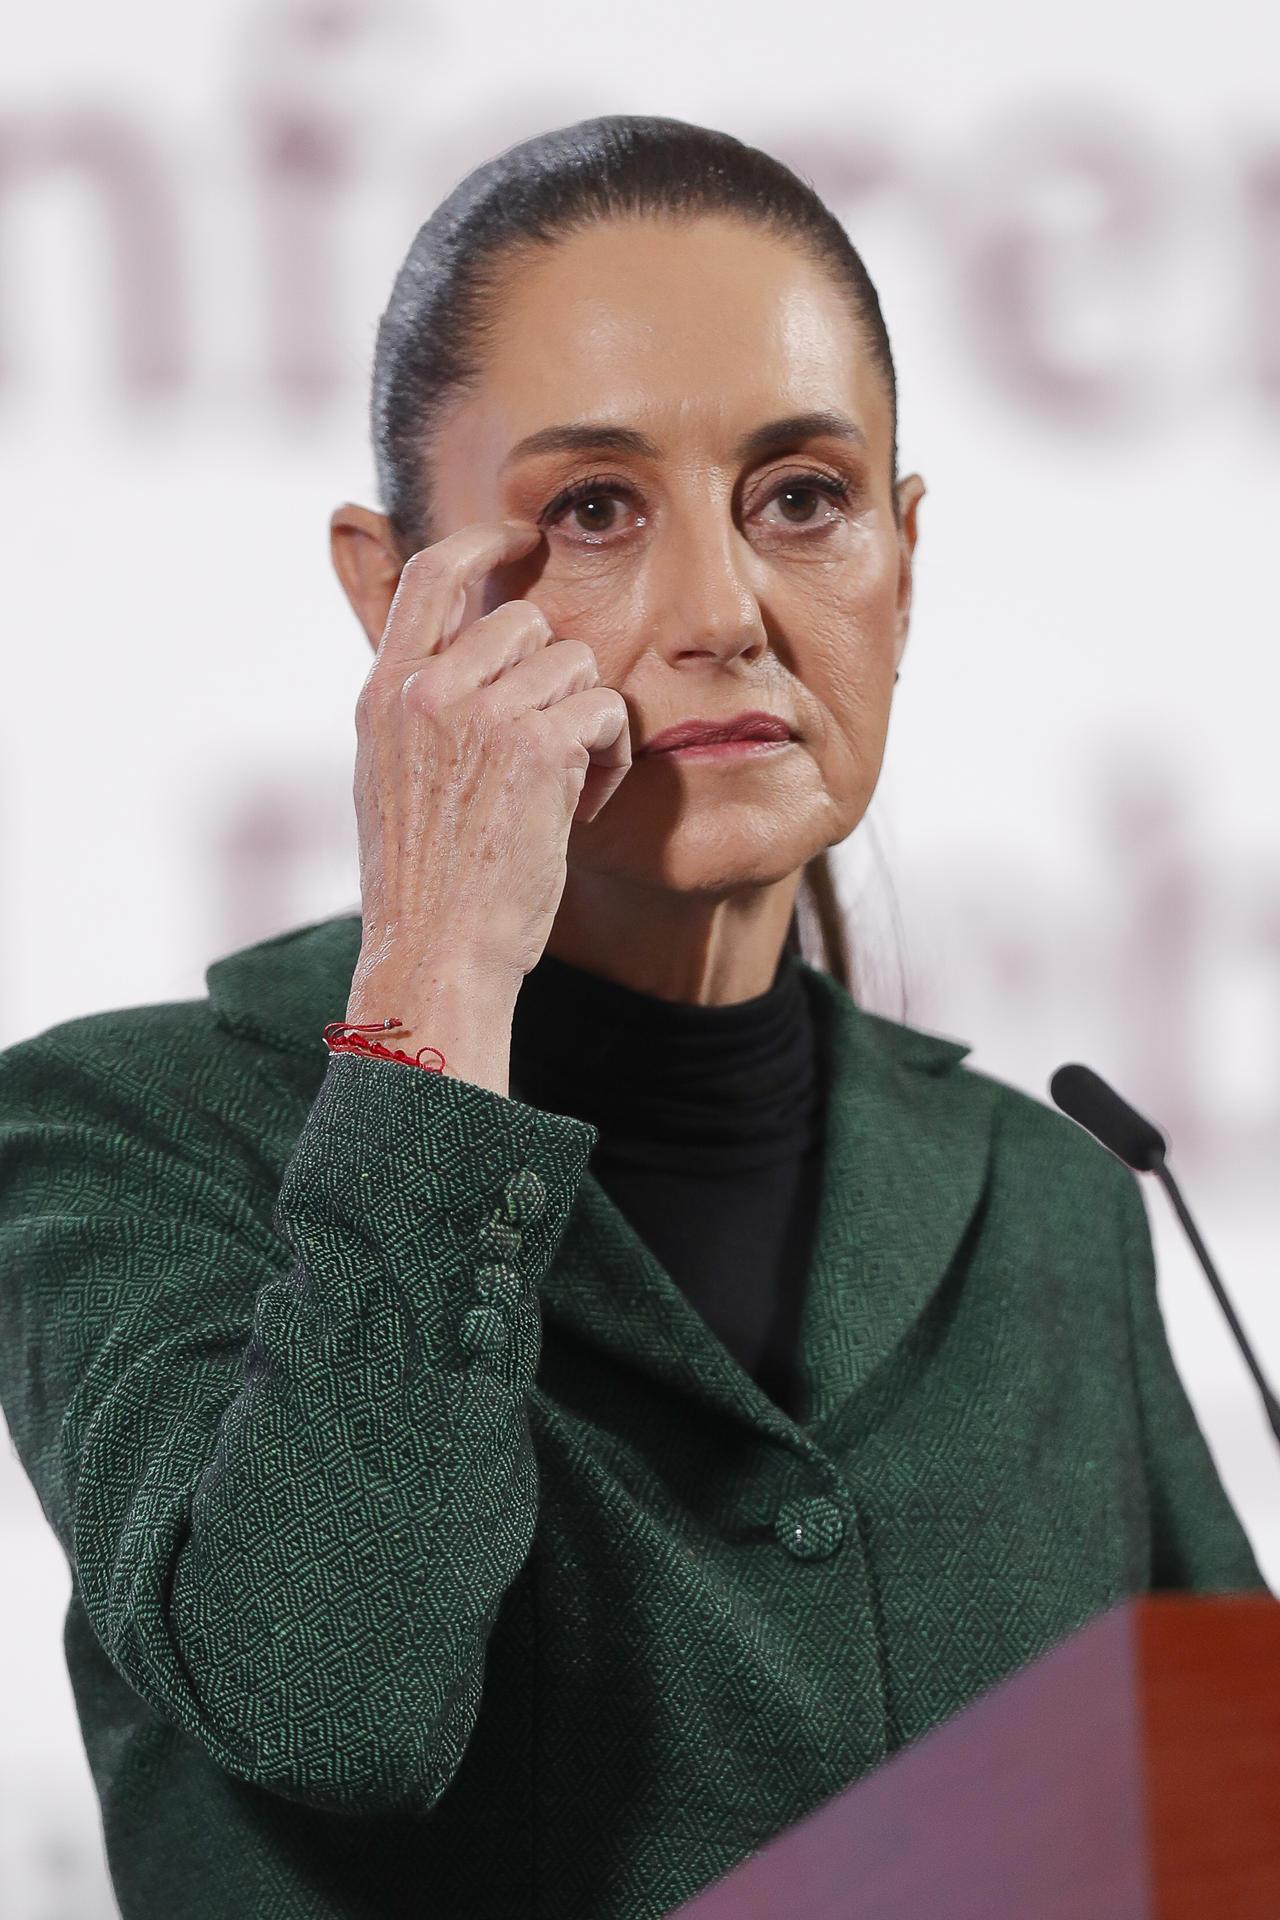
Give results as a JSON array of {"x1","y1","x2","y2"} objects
[{"x1": 1050, "y1": 1063, "x2": 1280, "y2": 1447}]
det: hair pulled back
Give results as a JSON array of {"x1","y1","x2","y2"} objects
[{"x1": 371, "y1": 115, "x2": 903, "y2": 993}]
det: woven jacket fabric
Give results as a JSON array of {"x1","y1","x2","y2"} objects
[{"x1": 0, "y1": 912, "x2": 1265, "y2": 1920}]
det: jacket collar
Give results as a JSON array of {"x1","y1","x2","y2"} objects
[{"x1": 207, "y1": 914, "x2": 993, "y2": 1446}]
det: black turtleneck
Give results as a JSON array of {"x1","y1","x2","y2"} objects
[{"x1": 509, "y1": 946, "x2": 826, "y2": 1417}]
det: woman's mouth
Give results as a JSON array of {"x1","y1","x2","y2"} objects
[
  {"x1": 647, "y1": 738, "x2": 793, "y2": 760},
  {"x1": 639, "y1": 711, "x2": 796, "y2": 756}
]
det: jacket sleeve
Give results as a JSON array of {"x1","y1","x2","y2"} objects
[
  {"x1": 0, "y1": 1024, "x2": 597, "y2": 1813},
  {"x1": 1117, "y1": 1165, "x2": 1270, "y2": 1594}
]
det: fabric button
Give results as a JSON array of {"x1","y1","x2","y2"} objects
[
  {"x1": 475, "y1": 1262, "x2": 521, "y2": 1308},
  {"x1": 458, "y1": 1305, "x2": 509, "y2": 1359},
  {"x1": 478, "y1": 1217, "x2": 522, "y2": 1259},
  {"x1": 774, "y1": 1495, "x2": 844, "y2": 1561},
  {"x1": 501, "y1": 1167, "x2": 546, "y2": 1225}
]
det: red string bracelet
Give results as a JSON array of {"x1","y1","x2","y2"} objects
[{"x1": 323, "y1": 1018, "x2": 446, "y2": 1075}]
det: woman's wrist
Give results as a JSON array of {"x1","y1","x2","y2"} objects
[{"x1": 346, "y1": 950, "x2": 520, "y2": 1098}]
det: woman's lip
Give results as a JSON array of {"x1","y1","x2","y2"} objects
[
  {"x1": 640, "y1": 713, "x2": 795, "y2": 752},
  {"x1": 643, "y1": 739, "x2": 794, "y2": 760}
]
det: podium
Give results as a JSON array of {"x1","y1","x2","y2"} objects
[{"x1": 670, "y1": 1595, "x2": 1280, "y2": 1919}]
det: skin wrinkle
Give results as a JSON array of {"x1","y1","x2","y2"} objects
[{"x1": 332, "y1": 213, "x2": 924, "y2": 1009}]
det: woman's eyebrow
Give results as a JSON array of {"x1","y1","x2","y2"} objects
[
  {"x1": 502, "y1": 423, "x2": 660, "y2": 467},
  {"x1": 501, "y1": 410, "x2": 867, "y2": 472},
  {"x1": 732, "y1": 412, "x2": 868, "y2": 461}
]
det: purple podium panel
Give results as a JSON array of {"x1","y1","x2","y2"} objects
[{"x1": 668, "y1": 1603, "x2": 1150, "y2": 1920}]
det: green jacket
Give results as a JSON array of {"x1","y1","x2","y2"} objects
[{"x1": 0, "y1": 913, "x2": 1264, "y2": 1920}]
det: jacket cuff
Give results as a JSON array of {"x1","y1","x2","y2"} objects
[{"x1": 279, "y1": 1051, "x2": 598, "y2": 1371}]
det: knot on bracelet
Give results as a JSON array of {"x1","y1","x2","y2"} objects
[{"x1": 323, "y1": 1018, "x2": 446, "y2": 1074}]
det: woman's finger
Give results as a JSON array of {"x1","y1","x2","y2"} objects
[
  {"x1": 409, "y1": 599, "x2": 559, "y2": 702},
  {"x1": 557, "y1": 686, "x2": 633, "y2": 822},
  {"x1": 373, "y1": 521, "x2": 542, "y2": 675}
]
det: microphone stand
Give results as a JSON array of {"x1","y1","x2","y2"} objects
[{"x1": 1152, "y1": 1160, "x2": 1280, "y2": 1446}]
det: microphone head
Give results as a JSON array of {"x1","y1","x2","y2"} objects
[{"x1": 1049, "y1": 1064, "x2": 1168, "y2": 1172}]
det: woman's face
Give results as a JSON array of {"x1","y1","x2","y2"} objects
[{"x1": 428, "y1": 213, "x2": 923, "y2": 902}]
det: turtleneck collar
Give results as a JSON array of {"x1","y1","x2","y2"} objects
[{"x1": 509, "y1": 944, "x2": 823, "y2": 1172}]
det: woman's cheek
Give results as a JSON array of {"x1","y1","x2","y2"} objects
[
  {"x1": 835, "y1": 570, "x2": 901, "y2": 661},
  {"x1": 867, "y1": 535, "x2": 908, "y2": 632},
  {"x1": 807, "y1": 609, "x2": 896, "y2": 754},
  {"x1": 528, "y1": 559, "x2": 650, "y2": 675}
]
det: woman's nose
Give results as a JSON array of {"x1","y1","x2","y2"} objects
[{"x1": 647, "y1": 505, "x2": 768, "y2": 663}]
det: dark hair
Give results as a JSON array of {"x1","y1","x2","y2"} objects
[{"x1": 371, "y1": 115, "x2": 903, "y2": 995}]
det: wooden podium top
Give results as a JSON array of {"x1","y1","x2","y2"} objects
[{"x1": 670, "y1": 1593, "x2": 1280, "y2": 1920}]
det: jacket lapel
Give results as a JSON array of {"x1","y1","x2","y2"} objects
[
  {"x1": 536, "y1": 1161, "x2": 809, "y2": 1446},
  {"x1": 534, "y1": 966, "x2": 998, "y2": 1442},
  {"x1": 206, "y1": 913, "x2": 364, "y2": 1056},
  {"x1": 789, "y1": 969, "x2": 997, "y2": 1430}
]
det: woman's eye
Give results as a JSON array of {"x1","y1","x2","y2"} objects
[
  {"x1": 570, "y1": 493, "x2": 621, "y2": 534},
  {"x1": 541, "y1": 480, "x2": 640, "y2": 542},
  {"x1": 776, "y1": 487, "x2": 825, "y2": 523},
  {"x1": 754, "y1": 476, "x2": 849, "y2": 531}
]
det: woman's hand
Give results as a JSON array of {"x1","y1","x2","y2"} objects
[{"x1": 345, "y1": 521, "x2": 631, "y2": 1093}]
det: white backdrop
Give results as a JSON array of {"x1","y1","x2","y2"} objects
[{"x1": 1, "y1": 1, "x2": 1278, "y2": 1911}]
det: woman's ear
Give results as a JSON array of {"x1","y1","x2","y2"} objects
[
  {"x1": 330, "y1": 504, "x2": 406, "y2": 650},
  {"x1": 892, "y1": 473, "x2": 925, "y2": 670}
]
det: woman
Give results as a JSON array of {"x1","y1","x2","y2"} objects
[{"x1": 0, "y1": 117, "x2": 1263, "y2": 1920}]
